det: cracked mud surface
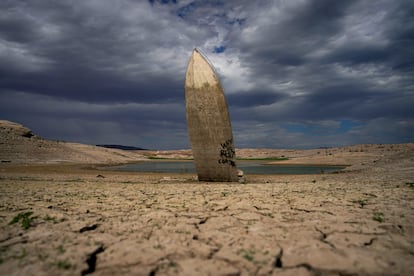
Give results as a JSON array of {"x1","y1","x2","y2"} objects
[{"x1": 1, "y1": 145, "x2": 414, "y2": 275}]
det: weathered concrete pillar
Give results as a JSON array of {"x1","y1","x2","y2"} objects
[{"x1": 185, "y1": 48, "x2": 239, "y2": 182}]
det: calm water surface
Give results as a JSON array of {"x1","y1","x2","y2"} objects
[{"x1": 109, "y1": 161, "x2": 346, "y2": 175}]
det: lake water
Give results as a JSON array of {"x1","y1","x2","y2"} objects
[{"x1": 108, "y1": 161, "x2": 346, "y2": 175}]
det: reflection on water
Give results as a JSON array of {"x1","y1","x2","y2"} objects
[{"x1": 109, "y1": 161, "x2": 346, "y2": 175}]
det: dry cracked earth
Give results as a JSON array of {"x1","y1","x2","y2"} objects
[{"x1": 1, "y1": 146, "x2": 414, "y2": 275}]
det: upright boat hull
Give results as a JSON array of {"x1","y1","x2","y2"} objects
[{"x1": 185, "y1": 49, "x2": 238, "y2": 182}]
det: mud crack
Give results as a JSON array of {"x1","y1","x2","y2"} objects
[
  {"x1": 79, "y1": 223, "x2": 99, "y2": 233},
  {"x1": 81, "y1": 245, "x2": 105, "y2": 275},
  {"x1": 284, "y1": 263, "x2": 354, "y2": 276},
  {"x1": 273, "y1": 248, "x2": 283, "y2": 268},
  {"x1": 363, "y1": 237, "x2": 377, "y2": 246},
  {"x1": 315, "y1": 227, "x2": 335, "y2": 249},
  {"x1": 291, "y1": 207, "x2": 334, "y2": 215},
  {"x1": 199, "y1": 217, "x2": 209, "y2": 224}
]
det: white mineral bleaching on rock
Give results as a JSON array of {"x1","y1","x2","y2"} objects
[{"x1": 185, "y1": 49, "x2": 239, "y2": 182}]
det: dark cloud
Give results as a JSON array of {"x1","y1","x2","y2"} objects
[
  {"x1": 0, "y1": 0, "x2": 413, "y2": 149},
  {"x1": 0, "y1": 0, "x2": 203, "y2": 103},
  {"x1": 228, "y1": 91, "x2": 285, "y2": 108},
  {"x1": 323, "y1": 45, "x2": 391, "y2": 65},
  {"x1": 149, "y1": 0, "x2": 178, "y2": 5},
  {"x1": 285, "y1": 0, "x2": 356, "y2": 34},
  {"x1": 238, "y1": 1, "x2": 356, "y2": 68}
]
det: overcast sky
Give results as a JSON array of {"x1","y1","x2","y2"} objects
[{"x1": 1, "y1": 0, "x2": 413, "y2": 149}]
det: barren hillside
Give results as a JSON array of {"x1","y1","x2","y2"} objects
[{"x1": 0, "y1": 120, "x2": 146, "y2": 164}]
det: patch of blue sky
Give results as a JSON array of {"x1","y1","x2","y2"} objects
[
  {"x1": 213, "y1": 45, "x2": 226, "y2": 53},
  {"x1": 177, "y1": 2, "x2": 196, "y2": 18},
  {"x1": 225, "y1": 18, "x2": 246, "y2": 26},
  {"x1": 176, "y1": 1, "x2": 226, "y2": 18},
  {"x1": 338, "y1": 119, "x2": 363, "y2": 133},
  {"x1": 284, "y1": 123, "x2": 312, "y2": 133}
]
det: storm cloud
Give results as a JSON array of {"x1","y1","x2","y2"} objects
[{"x1": 1, "y1": 0, "x2": 413, "y2": 149}]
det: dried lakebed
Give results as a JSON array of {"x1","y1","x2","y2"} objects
[{"x1": 1, "y1": 143, "x2": 413, "y2": 275}]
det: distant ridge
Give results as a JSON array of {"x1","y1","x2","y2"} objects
[{"x1": 96, "y1": 144, "x2": 147, "y2": 151}]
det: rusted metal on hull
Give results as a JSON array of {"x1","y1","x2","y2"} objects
[{"x1": 185, "y1": 49, "x2": 239, "y2": 182}]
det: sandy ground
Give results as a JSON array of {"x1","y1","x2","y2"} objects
[{"x1": 0, "y1": 143, "x2": 414, "y2": 275}]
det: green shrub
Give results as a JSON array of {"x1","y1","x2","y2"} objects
[
  {"x1": 9, "y1": 212, "x2": 36, "y2": 230},
  {"x1": 373, "y1": 212, "x2": 384, "y2": 223}
]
